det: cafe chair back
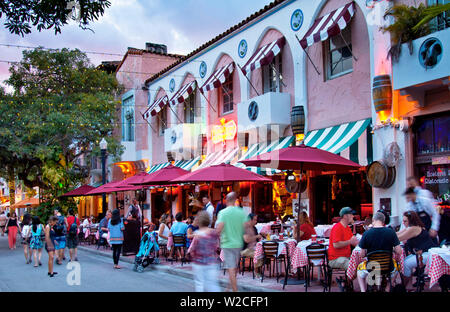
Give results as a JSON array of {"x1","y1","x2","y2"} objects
[
  {"x1": 261, "y1": 241, "x2": 286, "y2": 283},
  {"x1": 271, "y1": 223, "x2": 282, "y2": 235},
  {"x1": 366, "y1": 250, "x2": 394, "y2": 292},
  {"x1": 305, "y1": 243, "x2": 328, "y2": 292},
  {"x1": 172, "y1": 234, "x2": 187, "y2": 266},
  {"x1": 414, "y1": 248, "x2": 426, "y2": 292}
]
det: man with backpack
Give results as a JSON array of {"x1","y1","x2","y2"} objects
[
  {"x1": 66, "y1": 209, "x2": 80, "y2": 262},
  {"x1": 53, "y1": 208, "x2": 68, "y2": 265}
]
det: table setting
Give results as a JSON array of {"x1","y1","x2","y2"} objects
[{"x1": 426, "y1": 245, "x2": 450, "y2": 288}]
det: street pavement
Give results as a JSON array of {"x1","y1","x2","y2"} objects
[{"x1": 0, "y1": 235, "x2": 198, "y2": 292}]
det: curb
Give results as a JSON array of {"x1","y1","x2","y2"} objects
[{"x1": 78, "y1": 245, "x2": 280, "y2": 292}]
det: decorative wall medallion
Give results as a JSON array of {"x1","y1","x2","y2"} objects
[
  {"x1": 238, "y1": 39, "x2": 248, "y2": 58},
  {"x1": 248, "y1": 101, "x2": 259, "y2": 122},
  {"x1": 171, "y1": 130, "x2": 177, "y2": 144},
  {"x1": 169, "y1": 78, "x2": 175, "y2": 92},
  {"x1": 419, "y1": 37, "x2": 443, "y2": 69},
  {"x1": 199, "y1": 61, "x2": 207, "y2": 78},
  {"x1": 290, "y1": 9, "x2": 303, "y2": 31}
]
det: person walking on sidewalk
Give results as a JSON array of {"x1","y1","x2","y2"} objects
[
  {"x1": 30, "y1": 216, "x2": 44, "y2": 267},
  {"x1": 66, "y1": 209, "x2": 80, "y2": 262},
  {"x1": 188, "y1": 211, "x2": 220, "y2": 292},
  {"x1": 108, "y1": 209, "x2": 125, "y2": 269},
  {"x1": 6, "y1": 212, "x2": 20, "y2": 250},
  {"x1": 20, "y1": 213, "x2": 32, "y2": 264},
  {"x1": 54, "y1": 208, "x2": 68, "y2": 265},
  {"x1": 45, "y1": 216, "x2": 58, "y2": 277},
  {"x1": 215, "y1": 192, "x2": 248, "y2": 292}
]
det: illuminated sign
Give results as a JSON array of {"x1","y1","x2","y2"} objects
[{"x1": 211, "y1": 118, "x2": 237, "y2": 144}]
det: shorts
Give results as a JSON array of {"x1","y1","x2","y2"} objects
[
  {"x1": 328, "y1": 257, "x2": 350, "y2": 270},
  {"x1": 54, "y1": 236, "x2": 66, "y2": 250},
  {"x1": 66, "y1": 236, "x2": 78, "y2": 249},
  {"x1": 45, "y1": 243, "x2": 55, "y2": 253},
  {"x1": 222, "y1": 248, "x2": 242, "y2": 269},
  {"x1": 357, "y1": 259, "x2": 399, "y2": 279},
  {"x1": 21, "y1": 237, "x2": 30, "y2": 245}
]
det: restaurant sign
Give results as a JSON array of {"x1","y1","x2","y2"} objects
[
  {"x1": 432, "y1": 156, "x2": 450, "y2": 165},
  {"x1": 211, "y1": 118, "x2": 237, "y2": 144}
]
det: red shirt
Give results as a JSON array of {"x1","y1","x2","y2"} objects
[
  {"x1": 67, "y1": 216, "x2": 80, "y2": 229},
  {"x1": 300, "y1": 223, "x2": 316, "y2": 240},
  {"x1": 328, "y1": 222, "x2": 353, "y2": 261}
]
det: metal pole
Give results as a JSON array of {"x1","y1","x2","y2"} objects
[
  {"x1": 330, "y1": 18, "x2": 357, "y2": 61},
  {"x1": 295, "y1": 34, "x2": 321, "y2": 75},
  {"x1": 269, "y1": 63, "x2": 287, "y2": 88},
  {"x1": 296, "y1": 163, "x2": 303, "y2": 243},
  {"x1": 168, "y1": 103, "x2": 183, "y2": 123},
  {"x1": 237, "y1": 64, "x2": 260, "y2": 97},
  {"x1": 101, "y1": 148, "x2": 107, "y2": 220},
  {"x1": 140, "y1": 112, "x2": 157, "y2": 133},
  {"x1": 199, "y1": 90, "x2": 217, "y2": 112}
]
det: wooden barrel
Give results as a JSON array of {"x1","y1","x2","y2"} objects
[
  {"x1": 366, "y1": 160, "x2": 396, "y2": 188},
  {"x1": 372, "y1": 75, "x2": 392, "y2": 113},
  {"x1": 291, "y1": 105, "x2": 305, "y2": 135}
]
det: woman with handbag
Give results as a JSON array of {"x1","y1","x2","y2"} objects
[
  {"x1": 20, "y1": 213, "x2": 32, "y2": 264},
  {"x1": 30, "y1": 216, "x2": 44, "y2": 267},
  {"x1": 108, "y1": 209, "x2": 125, "y2": 269},
  {"x1": 45, "y1": 216, "x2": 59, "y2": 277},
  {"x1": 6, "y1": 212, "x2": 20, "y2": 249}
]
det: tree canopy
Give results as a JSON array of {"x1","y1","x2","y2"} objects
[
  {"x1": 0, "y1": 0, "x2": 111, "y2": 36},
  {"x1": 0, "y1": 47, "x2": 123, "y2": 206}
]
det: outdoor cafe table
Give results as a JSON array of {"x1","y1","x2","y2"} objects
[
  {"x1": 253, "y1": 238, "x2": 298, "y2": 266},
  {"x1": 426, "y1": 247, "x2": 450, "y2": 288},
  {"x1": 346, "y1": 245, "x2": 406, "y2": 280},
  {"x1": 289, "y1": 239, "x2": 330, "y2": 273}
]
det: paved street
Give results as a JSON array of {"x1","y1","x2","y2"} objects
[{"x1": 0, "y1": 235, "x2": 198, "y2": 292}]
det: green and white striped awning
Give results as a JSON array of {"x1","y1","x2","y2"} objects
[
  {"x1": 234, "y1": 136, "x2": 295, "y2": 175},
  {"x1": 147, "y1": 156, "x2": 201, "y2": 174},
  {"x1": 89, "y1": 181, "x2": 103, "y2": 188},
  {"x1": 304, "y1": 118, "x2": 372, "y2": 166}
]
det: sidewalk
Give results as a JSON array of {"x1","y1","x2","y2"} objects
[{"x1": 78, "y1": 243, "x2": 344, "y2": 292}]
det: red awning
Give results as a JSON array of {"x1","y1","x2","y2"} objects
[
  {"x1": 240, "y1": 37, "x2": 285, "y2": 75},
  {"x1": 199, "y1": 62, "x2": 234, "y2": 93},
  {"x1": 60, "y1": 185, "x2": 96, "y2": 197},
  {"x1": 144, "y1": 95, "x2": 169, "y2": 119},
  {"x1": 299, "y1": 1, "x2": 355, "y2": 49},
  {"x1": 169, "y1": 80, "x2": 197, "y2": 106}
]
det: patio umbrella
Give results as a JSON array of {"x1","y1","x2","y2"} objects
[
  {"x1": 240, "y1": 144, "x2": 361, "y2": 242},
  {"x1": 106, "y1": 172, "x2": 150, "y2": 190},
  {"x1": 85, "y1": 180, "x2": 124, "y2": 196},
  {"x1": 60, "y1": 185, "x2": 96, "y2": 197},
  {"x1": 10, "y1": 197, "x2": 40, "y2": 209}
]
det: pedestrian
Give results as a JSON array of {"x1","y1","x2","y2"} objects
[
  {"x1": 215, "y1": 192, "x2": 248, "y2": 292},
  {"x1": 20, "y1": 213, "x2": 32, "y2": 264},
  {"x1": 202, "y1": 196, "x2": 215, "y2": 227},
  {"x1": 6, "y1": 212, "x2": 20, "y2": 249},
  {"x1": 45, "y1": 216, "x2": 58, "y2": 277},
  {"x1": 406, "y1": 176, "x2": 434, "y2": 201},
  {"x1": 0, "y1": 210, "x2": 7, "y2": 236},
  {"x1": 53, "y1": 207, "x2": 68, "y2": 264},
  {"x1": 30, "y1": 216, "x2": 44, "y2": 267},
  {"x1": 66, "y1": 208, "x2": 80, "y2": 262},
  {"x1": 108, "y1": 209, "x2": 125, "y2": 269},
  {"x1": 188, "y1": 211, "x2": 221, "y2": 292}
]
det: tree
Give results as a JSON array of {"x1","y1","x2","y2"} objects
[
  {"x1": 0, "y1": 0, "x2": 111, "y2": 36},
  {"x1": 0, "y1": 47, "x2": 123, "y2": 218}
]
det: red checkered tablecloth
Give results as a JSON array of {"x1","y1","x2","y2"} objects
[
  {"x1": 253, "y1": 240, "x2": 297, "y2": 264},
  {"x1": 346, "y1": 248, "x2": 405, "y2": 280},
  {"x1": 426, "y1": 253, "x2": 450, "y2": 288}
]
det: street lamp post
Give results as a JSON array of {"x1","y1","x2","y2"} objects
[{"x1": 100, "y1": 138, "x2": 108, "y2": 220}]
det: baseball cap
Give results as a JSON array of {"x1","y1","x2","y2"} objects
[{"x1": 339, "y1": 207, "x2": 356, "y2": 217}]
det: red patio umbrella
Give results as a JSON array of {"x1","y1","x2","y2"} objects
[
  {"x1": 130, "y1": 165, "x2": 191, "y2": 185},
  {"x1": 60, "y1": 185, "x2": 96, "y2": 197},
  {"x1": 85, "y1": 180, "x2": 123, "y2": 196},
  {"x1": 240, "y1": 144, "x2": 361, "y2": 242},
  {"x1": 104, "y1": 172, "x2": 150, "y2": 191}
]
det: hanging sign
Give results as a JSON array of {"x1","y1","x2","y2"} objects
[{"x1": 211, "y1": 118, "x2": 237, "y2": 144}]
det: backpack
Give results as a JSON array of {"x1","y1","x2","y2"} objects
[
  {"x1": 68, "y1": 217, "x2": 78, "y2": 237},
  {"x1": 54, "y1": 216, "x2": 66, "y2": 236}
]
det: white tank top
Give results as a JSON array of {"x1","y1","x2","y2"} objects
[{"x1": 159, "y1": 223, "x2": 170, "y2": 238}]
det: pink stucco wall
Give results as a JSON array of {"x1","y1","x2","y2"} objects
[
  {"x1": 207, "y1": 54, "x2": 241, "y2": 153},
  {"x1": 306, "y1": 0, "x2": 371, "y2": 130}
]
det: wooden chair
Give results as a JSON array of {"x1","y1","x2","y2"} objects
[
  {"x1": 305, "y1": 243, "x2": 328, "y2": 292},
  {"x1": 366, "y1": 250, "x2": 394, "y2": 292},
  {"x1": 270, "y1": 224, "x2": 282, "y2": 235},
  {"x1": 171, "y1": 234, "x2": 187, "y2": 266},
  {"x1": 240, "y1": 254, "x2": 255, "y2": 279},
  {"x1": 261, "y1": 241, "x2": 286, "y2": 283}
]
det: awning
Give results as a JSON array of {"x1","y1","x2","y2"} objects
[
  {"x1": 169, "y1": 80, "x2": 197, "y2": 106},
  {"x1": 148, "y1": 162, "x2": 171, "y2": 174},
  {"x1": 195, "y1": 147, "x2": 240, "y2": 171},
  {"x1": 240, "y1": 37, "x2": 286, "y2": 75},
  {"x1": 299, "y1": 1, "x2": 355, "y2": 49},
  {"x1": 144, "y1": 95, "x2": 169, "y2": 119},
  {"x1": 303, "y1": 118, "x2": 372, "y2": 166},
  {"x1": 199, "y1": 62, "x2": 235, "y2": 93},
  {"x1": 148, "y1": 156, "x2": 201, "y2": 174},
  {"x1": 234, "y1": 136, "x2": 295, "y2": 175}
]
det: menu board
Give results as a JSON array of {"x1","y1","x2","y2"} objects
[{"x1": 418, "y1": 164, "x2": 450, "y2": 202}]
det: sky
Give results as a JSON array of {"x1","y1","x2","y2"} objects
[{"x1": 0, "y1": 0, "x2": 274, "y2": 90}]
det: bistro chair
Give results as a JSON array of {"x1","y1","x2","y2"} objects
[
  {"x1": 171, "y1": 234, "x2": 187, "y2": 266},
  {"x1": 261, "y1": 241, "x2": 286, "y2": 283},
  {"x1": 413, "y1": 249, "x2": 426, "y2": 292},
  {"x1": 366, "y1": 250, "x2": 394, "y2": 292},
  {"x1": 240, "y1": 254, "x2": 255, "y2": 279},
  {"x1": 282, "y1": 242, "x2": 293, "y2": 290},
  {"x1": 326, "y1": 257, "x2": 353, "y2": 292},
  {"x1": 271, "y1": 223, "x2": 282, "y2": 235},
  {"x1": 305, "y1": 243, "x2": 328, "y2": 292}
]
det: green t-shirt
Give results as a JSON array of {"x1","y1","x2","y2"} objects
[{"x1": 216, "y1": 206, "x2": 248, "y2": 249}]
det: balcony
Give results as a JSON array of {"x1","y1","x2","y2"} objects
[
  {"x1": 237, "y1": 92, "x2": 291, "y2": 138},
  {"x1": 393, "y1": 27, "x2": 450, "y2": 96},
  {"x1": 164, "y1": 123, "x2": 202, "y2": 158}
]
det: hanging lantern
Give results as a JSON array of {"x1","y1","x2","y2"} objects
[
  {"x1": 291, "y1": 106, "x2": 305, "y2": 135},
  {"x1": 372, "y1": 75, "x2": 392, "y2": 113}
]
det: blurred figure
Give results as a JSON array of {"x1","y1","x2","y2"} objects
[
  {"x1": 215, "y1": 192, "x2": 227, "y2": 217},
  {"x1": 66, "y1": 208, "x2": 80, "y2": 262},
  {"x1": 6, "y1": 212, "x2": 20, "y2": 249},
  {"x1": 20, "y1": 213, "x2": 32, "y2": 264},
  {"x1": 30, "y1": 216, "x2": 44, "y2": 267},
  {"x1": 53, "y1": 207, "x2": 68, "y2": 265},
  {"x1": 241, "y1": 213, "x2": 263, "y2": 275},
  {"x1": 202, "y1": 196, "x2": 214, "y2": 228},
  {"x1": 45, "y1": 216, "x2": 58, "y2": 277},
  {"x1": 186, "y1": 216, "x2": 198, "y2": 248},
  {"x1": 406, "y1": 176, "x2": 434, "y2": 201},
  {"x1": 0, "y1": 210, "x2": 7, "y2": 236},
  {"x1": 189, "y1": 211, "x2": 221, "y2": 292}
]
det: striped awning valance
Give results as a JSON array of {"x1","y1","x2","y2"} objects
[
  {"x1": 195, "y1": 147, "x2": 240, "y2": 171},
  {"x1": 240, "y1": 37, "x2": 285, "y2": 75},
  {"x1": 169, "y1": 80, "x2": 197, "y2": 106},
  {"x1": 199, "y1": 62, "x2": 234, "y2": 94},
  {"x1": 299, "y1": 2, "x2": 355, "y2": 49},
  {"x1": 148, "y1": 156, "x2": 202, "y2": 174},
  {"x1": 144, "y1": 95, "x2": 169, "y2": 120}
]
